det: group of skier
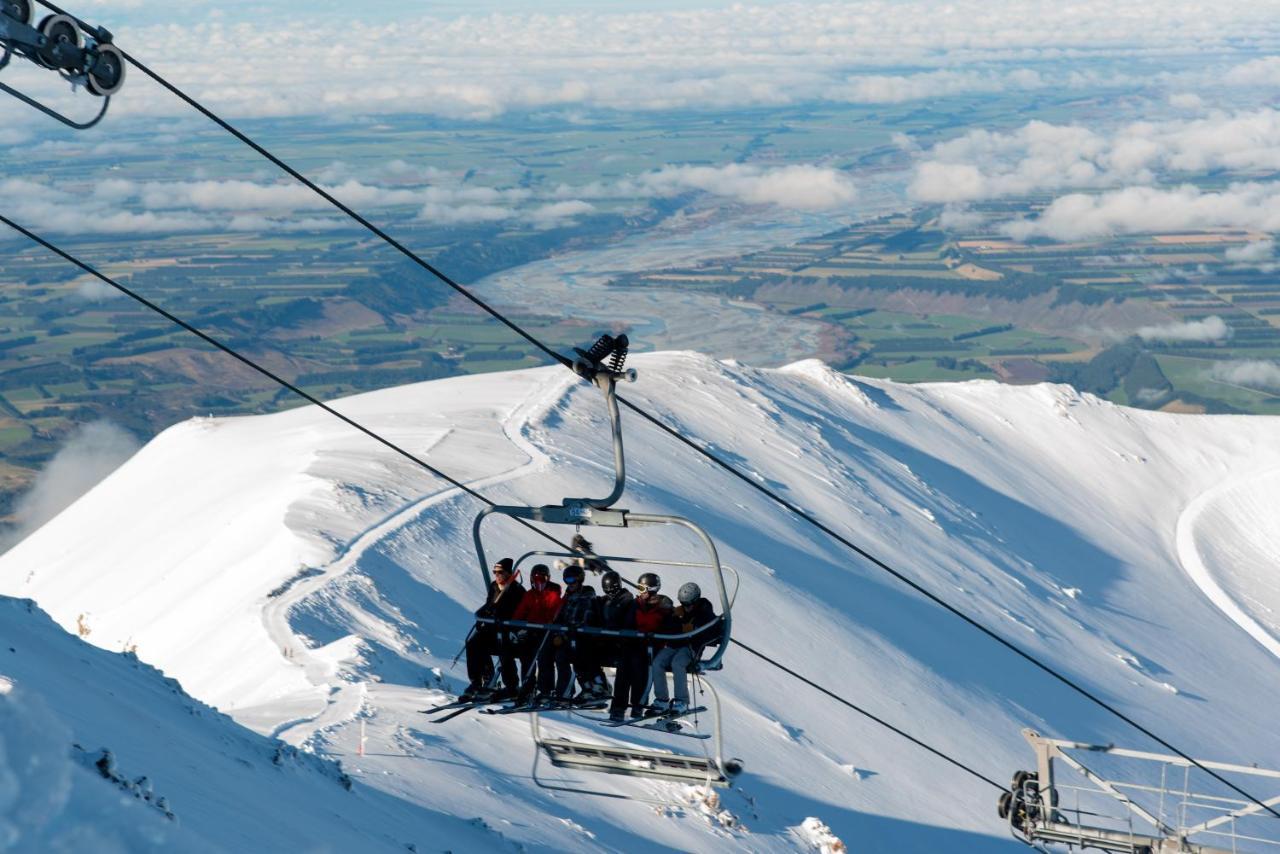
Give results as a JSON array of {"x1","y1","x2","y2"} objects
[{"x1": 462, "y1": 546, "x2": 720, "y2": 722}]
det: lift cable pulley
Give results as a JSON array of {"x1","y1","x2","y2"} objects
[
  {"x1": 1001, "y1": 728, "x2": 1280, "y2": 853},
  {"x1": 0, "y1": 0, "x2": 124, "y2": 128}
]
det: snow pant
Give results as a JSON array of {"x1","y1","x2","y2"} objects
[
  {"x1": 651, "y1": 646, "x2": 695, "y2": 705},
  {"x1": 518, "y1": 630, "x2": 546, "y2": 699},
  {"x1": 610, "y1": 642, "x2": 652, "y2": 714},
  {"x1": 538, "y1": 633, "x2": 571, "y2": 697},
  {"x1": 539, "y1": 632, "x2": 607, "y2": 698},
  {"x1": 572, "y1": 636, "x2": 607, "y2": 695},
  {"x1": 466, "y1": 627, "x2": 519, "y2": 691}
]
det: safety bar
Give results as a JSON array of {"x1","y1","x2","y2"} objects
[
  {"x1": 473, "y1": 614, "x2": 727, "y2": 647},
  {"x1": 512, "y1": 549, "x2": 742, "y2": 609}
]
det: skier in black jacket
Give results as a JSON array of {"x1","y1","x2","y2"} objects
[
  {"x1": 539, "y1": 563, "x2": 606, "y2": 703},
  {"x1": 596, "y1": 570, "x2": 647, "y2": 721},
  {"x1": 462, "y1": 558, "x2": 525, "y2": 701}
]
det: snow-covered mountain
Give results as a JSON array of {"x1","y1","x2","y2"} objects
[{"x1": 2, "y1": 351, "x2": 1278, "y2": 852}]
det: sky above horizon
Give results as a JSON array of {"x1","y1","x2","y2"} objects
[
  {"x1": 3, "y1": 0, "x2": 1276, "y2": 127},
  {"x1": 4, "y1": 0, "x2": 1280, "y2": 248}
]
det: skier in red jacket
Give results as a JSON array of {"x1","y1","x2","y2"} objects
[
  {"x1": 511, "y1": 564, "x2": 561, "y2": 702},
  {"x1": 613, "y1": 572, "x2": 672, "y2": 718}
]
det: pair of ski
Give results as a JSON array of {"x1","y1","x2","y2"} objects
[
  {"x1": 420, "y1": 697, "x2": 494, "y2": 723},
  {"x1": 419, "y1": 696, "x2": 609, "y2": 724},
  {"x1": 479, "y1": 697, "x2": 609, "y2": 716},
  {"x1": 586, "y1": 705, "x2": 710, "y2": 739}
]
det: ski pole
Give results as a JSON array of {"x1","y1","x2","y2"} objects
[
  {"x1": 518, "y1": 593, "x2": 569, "y2": 694},
  {"x1": 449, "y1": 624, "x2": 476, "y2": 671}
]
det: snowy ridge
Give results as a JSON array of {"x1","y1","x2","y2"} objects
[
  {"x1": 2, "y1": 351, "x2": 1279, "y2": 851},
  {"x1": 0, "y1": 596, "x2": 501, "y2": 852}
]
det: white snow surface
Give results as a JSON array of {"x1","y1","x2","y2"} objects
[{"x1": 2, "y1": 351, "x2": 1279, "y2": 852}]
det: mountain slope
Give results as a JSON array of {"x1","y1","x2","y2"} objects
[
  {"x1": 2, "y1": 351, "x2": 1278, "y2": 851},
  {"x1": 0, "y1": 596, "x2": 507, "y2": 853}
]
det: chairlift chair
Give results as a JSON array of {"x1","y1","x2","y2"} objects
[{"x1": 470, "y1": 334, "x2": 744, "y2": 795}]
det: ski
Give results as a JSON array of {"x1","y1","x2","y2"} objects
[
  {"x1": 432, "y1": 706, "x2": 486, "y2": 727},
  {"x1": 631, "y1": 721, "x2": 711, "y2": 739},
  {"x1": 592, "y1": 705, "x2": 708, "y2": 728},
  {"x1": 425, "y1": 701, "x2": 494, "y2": 723},
  {"x1": 479, "y1": 702, "x2": 539, "y2": 715},
  {"x1": 481, "y1": 698, "x2": 608, "y2": 716},
  {"x1": 420, "y1": 699, "x2": 481, "y2": 715}
]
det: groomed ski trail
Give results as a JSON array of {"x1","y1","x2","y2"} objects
[
  {"x1": 262, "y1": 369, "x2": 577, "y2": 744},
  {"x1": 1176, "y1": 467, "x2": 1280, "y2": 662}
]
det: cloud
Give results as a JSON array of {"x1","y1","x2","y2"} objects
[
  {"x1": 9, "y1": 0, "x2": 1274, "y2": 121},
  {"x1": 1209, "y1": 359, "x2": 1280, "y2": 390},
  {"x1": 526, "y1": 200, "x2": 595, "y2": 229},
  {"x1": 0, "y1": 422, "x2": 141, "y2": 554},
  {"x1": 1, "y1": 159, "x2": 855, "y2": 240},
  {"x1": 822, "y1": 68, "x2": 1045, "y2": 104},
  {"x1": 637, "y1": 164, "x2": 856, "y2": 211},
  {"x1": 76, "y1": 279, "x2": 123, "y2": 301},
  {"x1": 1223, "y1": 56, "x2": 1280, "y2": 86},
  {"x1": 938, "y1": 205, "x2": 986, "y2": 231},
  {"x1": 1224, "y1": 239, "x2": 1275, "y2": 262},
  {"x1": 1168, "y1": 92, "x2": 1205, "y2": 111},
  {"x1": 1001, "y1": 183, "x2": 1280, "y2": 241},
  {"x1": 1133, "y1": 387, "x2": 1170, "y2": 404},
  {"x1": 1136, "y1": 316, "x2": 1231, "y2": 343},
  {"x1": 910, "y1": 108, "x2": 1280, "y2": 204}
]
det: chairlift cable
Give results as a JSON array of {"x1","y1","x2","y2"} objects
[
  {"x1": 36, "y1": 0, "x2": 571, "y2": 374},
  {"x1": 0, "y1": 212, "x2": 565, "y2": 551},
  {"x1": 0, "y1": 214, "x2": 1009, "y2": 799},
  {"x1": 15, "y1": 5, "x2": 1280, "y2": 818},
  {"x1": 731, "y1": 639, "x2": 1006, "y2": 791}
]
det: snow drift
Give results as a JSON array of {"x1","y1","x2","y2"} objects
[{"x1": 1, "y1": 351, "x2": 1278, "y2": 852}]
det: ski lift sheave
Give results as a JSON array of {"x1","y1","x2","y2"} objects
[
  {"x1": 471, "y1": 334, "x2": 745, "y2": 794},
  {"x1": 1, "y1": 0, "x2": 125, "y2": 129}
]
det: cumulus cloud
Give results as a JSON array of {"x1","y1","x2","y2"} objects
[
  {"x1": 0, "y1": 158, "x2": 856, "y2": 238},
  {"x1": 0, "y1": 422, "x2": 141, "y2": 554},
  {"x1": 76, "y1": 279, "x2": 123, "y2": 301},
  {"x1": 1136, "y1": 315, "x2": 1231, "y2": 343},
  {"x1": 1209, "y1": 359, "x2": 1280, "y2": 390},
  {"x1": 1168, "y1": 92, "x2": 1205, "y2": 111},
  {"x1": 527, "y1": 200, "x2": 596, "y2": 229},
  {"x1": 636, "y1": 164, "x2": 856, "y2": 211},
  {"x1": 910, "y1": 108, "x2": 1280, "y2": 204},
  {"x1": 1224, "y1": 239, "x2": 1275, "y2": 262},
  {"x1": 1223, "y1": 56, "x2": 1280, "y2": 86},
  {"x1": 4, "y1": 0, "x2": 1274, "y2": 121},
  {"x1": 938, "y1": 205, "x2": 986, "y2": 231},
  {"x1": 823, "y1": 68, "x2": 1045, "y2": 104},
  {"x1": 1002, "y1": 183, "x2": 1280, "y2": 241}
]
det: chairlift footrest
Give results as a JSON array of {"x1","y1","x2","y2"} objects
[{"x1": 539, "y1": 737, "x2": 728, "y2": 786}]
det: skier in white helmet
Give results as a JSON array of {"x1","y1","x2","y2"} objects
[{"x1": 649, "y1": 581, "x2": 718, "y2": 714}]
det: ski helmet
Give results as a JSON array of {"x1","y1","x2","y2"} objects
[
  {"x1": 677, "y1": 582, "x2": 701, "y2": 605},
  {"x1": 493, "y1": 557, "x2": 514, "y2": 575},
  {"x1": 637, "y1": 572, "x2": 661, "y2": 592},
  {"x1": 563, "y1": 564, "x2": 585, "y2": 584},
  {"x1": 531, "y1": 563, "x2": 550, "y2": 580},
  {"x1": 601, "y1": 571, "x2": 621, "y2": 595}
]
